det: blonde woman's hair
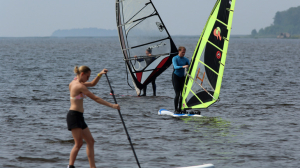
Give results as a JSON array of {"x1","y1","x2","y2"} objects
[
  {"x1": 178, "y1": 46, "x2": 186, "y2": 51},
  {"x1": 74, "y1": 65, "x2": 91, "y2": 75}
]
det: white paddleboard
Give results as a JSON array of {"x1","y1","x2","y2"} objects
[
  {"x1": 175, "y1": 164, "x2": 215, "y2": 168},
  {"x1": 158, "y1": 109, "x2": 202, "y2": 118}
]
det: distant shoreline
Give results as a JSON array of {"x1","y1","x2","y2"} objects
[
  {"x1": 51, "y1": 28, "x2": 118, "y2": 37},
  {"x1": 1, "y1": 35, "x2": 300, "y2": 39},
  {"x1": 232, "y1": 35, "x2": 300, "y2": 39}
]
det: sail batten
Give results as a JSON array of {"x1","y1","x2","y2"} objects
[
  {"x1": 181, "y1": 0, "x2": 235, "y2": 110},
  {"x1": 119, "y1": 13, "x2": 157, "y2": 28},
  {"x1": 198, "y1": 60, "x2": 219, "y2": 75},
  {"x1": 127, "y1": 37, "x2": 170, "y2": 50},
  {"x1": 205, "y1": 39, "x2": 224, "y2": 52}
]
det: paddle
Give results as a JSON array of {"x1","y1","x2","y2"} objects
[{"x1": 105, "y1": 73, "x2": 141, "y2": 168}]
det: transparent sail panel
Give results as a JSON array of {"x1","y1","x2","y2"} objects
[
  {"x1": 117, "y1": 0, "x2": 177, "y2": 92},
  {"x1": 185, "y1": 46, "x2": 216, "y2": 108},
  {"x1": 122, "y1": 0, "x2": 154, "y2": 24},
  {"x1": 125, "y1": 17, "x2": 169, "y2": 55}
]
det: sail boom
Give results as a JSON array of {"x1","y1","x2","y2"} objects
[{"x1": 132, "y1": 68, "x2": 165, "y2": 73}]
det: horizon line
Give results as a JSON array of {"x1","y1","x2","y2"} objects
[{"x1": 0, "y1": 34, "x2": 250, "y2": 38}]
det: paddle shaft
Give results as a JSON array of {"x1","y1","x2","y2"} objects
[{"x1": 105, "y1": 74, "x2": 141, "y2": 168}]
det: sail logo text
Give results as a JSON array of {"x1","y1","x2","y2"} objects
[
  {"x1": 149, "y1": 42, "x2": 166, "y2": 49},
  {"x1": 156, "y1": 22, "x2": 164, "y2": 32}
]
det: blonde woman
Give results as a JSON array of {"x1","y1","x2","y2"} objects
[{"x1": 67, "y1": 66, "x2": 120, "y2": 168}]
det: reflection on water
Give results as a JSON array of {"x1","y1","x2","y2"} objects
[{"x1": 181, "y1": 117, "x2": 232, "y2": 135}]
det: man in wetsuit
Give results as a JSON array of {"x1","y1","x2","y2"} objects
[
  {"x1": 134, "y1": 48, "x2": 156, "y2": 96},
  {"x1": 172, "y1": 46, "x2": 189, "y2": 113}
]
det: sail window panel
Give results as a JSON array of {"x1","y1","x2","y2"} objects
[
  {"x1": 197, "y1": 56, "x2": 216, "y2": 92},
  {"x1": 185, "y1": 88, "x2": 202, "y2": 108},
  {"x1": 132, "y1": 59, "x2": 147, "y2": 71},
  {"x1": 186, "y1": 91, "x2": 215, "y2": 108},
  {"x1": 184, "y1": 83, "x2": 215, "y2": 108},
  {"x1": 125, "y1": 17, "x2": 169, "y2": 48},
  {"x1": 184, "y1": 47, "x2": 216, "y2": 108},
  {"x1": 186, "y1": 66, "x2": 215, "y2": 105},
  {"x1": 122, "y1": 0, "x2": 155, "y2": 26}
]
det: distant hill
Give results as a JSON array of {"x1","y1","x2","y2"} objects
[
  {"x1": 51, "y1": 28, "x2": 118, "y2": 37},
  {"x1": 251, "y1": 6, "x2": 300, "y2": 37}
]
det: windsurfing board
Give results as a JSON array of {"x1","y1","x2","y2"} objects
[
  {"x1": 175, "y1": 164, "x2": 214, "y2": 168},
  {"x1": 158, "y1": 109, "x2": 202, "y2": 118}
]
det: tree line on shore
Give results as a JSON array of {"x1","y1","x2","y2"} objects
[{"x1": 251, "y1": 6, "x2": 300, "y2": 38}]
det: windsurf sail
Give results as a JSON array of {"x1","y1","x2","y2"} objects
[
  {"x1": 116, "y1": 0, "x2": 178, "y2": 95},
  {"x1": 181, "y1": 0, "x2": 235, "y2": 110}
]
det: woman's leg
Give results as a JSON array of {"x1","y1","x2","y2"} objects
[
  {"x1": 82, "y1": 127, "x2": 96, "y2": 168},
  {"x1": 69, "y1": 128, "x2": 84, "y2": 166}
]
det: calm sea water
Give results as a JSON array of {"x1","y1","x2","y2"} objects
[{"x1": 0, "y1": 37, "x2": 299, "y2": 168}]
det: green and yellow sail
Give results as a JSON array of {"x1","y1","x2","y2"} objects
[{"x1": 181, "y1": 0, "x2": 236, "y2": 110}]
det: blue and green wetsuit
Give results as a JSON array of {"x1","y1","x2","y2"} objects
[{"x1": 172, "y1": 55, "x2": 190, "y2": 112}]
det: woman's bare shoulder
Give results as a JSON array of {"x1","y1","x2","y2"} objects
[
  {"x1": 69, "y1": 80, "x2": 76, "y2": 88},
  {"x1": 72, "y1": 80, "x2": 88, "y2": 90}
]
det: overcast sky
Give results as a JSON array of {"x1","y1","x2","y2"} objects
[{"x1": 0, "y1": 0, "x2": 299, "y2": 37}]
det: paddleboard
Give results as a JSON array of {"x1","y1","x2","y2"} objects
[
  {"x1": 158, "y1": 109, "x2": 202, "y2": 118},
  {"x1": 175, "y1": 164, "x2": 215, "y2": 168}
]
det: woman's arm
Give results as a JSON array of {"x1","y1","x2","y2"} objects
[
  {"x1": 83, "y1": 69, "x2": 108, "y2": 87},
  {"x1": 81, "y1": 85, "x2": 120, "y2": 110}
]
